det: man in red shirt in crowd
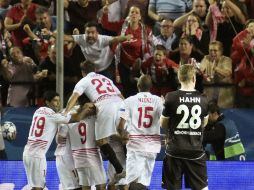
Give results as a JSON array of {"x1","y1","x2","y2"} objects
[{"x1": 4, "y1": 0, "x2": 38, "y2": 48}]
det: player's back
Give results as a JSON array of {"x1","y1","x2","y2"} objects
[
  {"x1": 124, "y1": 92, "x2": 163, "y2": 153},
  {"x1": 74, "y1": 72, "x2": 121, "y2": 103},
  {"x1": 164, "y1": 90, "x2": 208, "y2": 159},
  {"x1": 24, "y1": 107, "x2": 71, "y2": 158},
  {"x1": 68, "y1": 116, "x2": 103, "y2": 168}
]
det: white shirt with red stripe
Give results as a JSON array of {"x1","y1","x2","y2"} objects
[
  {"x1": 54, "y1": 124, "x2": 71, "y2": 156},
  {"x1": 123, "y1": 92, "x2": 163, "y2": 153},
  {"x1": 23, "y1": 107, "x2": 71, "y2": 158},
  {"x1": 73, "y1": 72, "x2": 121, "y2": 103},
  {"x1": 67, "y1": 117, "x2": 103, "y2": 168}
]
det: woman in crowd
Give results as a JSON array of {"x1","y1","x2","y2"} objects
[
  {"x1": 182, "y1": 12, "x2": 210, "y2": 55},
  {"x1": 170, "y1": 36, "x2": 204, "y2": 92},
  {"x1": 101, "y1": 5, "x2": 152, "y2": 98},
  {"x1": 200, "y1": 41, "x2": 234, "y2": 108}
]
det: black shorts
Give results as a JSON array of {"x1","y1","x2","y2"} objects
[{"x1": 162, "y1": 154, "x2": 208, "y2": 190}]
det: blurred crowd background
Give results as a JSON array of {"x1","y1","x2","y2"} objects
[{"x1": 0, "y1": 0, "x2": 254, "y2": 109}]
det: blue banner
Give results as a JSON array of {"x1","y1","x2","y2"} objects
[{"x1": 2, "y1": 107, "x2": 254, "y2": 160}]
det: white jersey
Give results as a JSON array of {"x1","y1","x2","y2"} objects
[
  {"x1": 23, "y1": 107, "x2": 71, "y2": 158},
  {"x1": 68, "y1": 117, "x2": 103, "y2": 168},
  {"x1": 72, "y1": 34, "x2": 114, "y2": 72},
  {"x1": 122, "y1": 92, "x2": 163, "y2": 153},
  {"x1": 73, "y1": 72, "x2": 121, "y2": 103},
  {"x1": 55, "y1": 124, "x2": 72, "y2": 156}
]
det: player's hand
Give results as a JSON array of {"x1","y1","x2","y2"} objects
[
  {"x1": 120, "y1": 130, "x2": 129, "y2": 145},
  {"x1": 56, "y1": 134, "x2": 66, "y2": 144}
]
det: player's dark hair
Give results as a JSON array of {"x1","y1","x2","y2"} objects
[
  {"x1": 80, "y1": 60, "x2": 96, "y2": 74},
  {"x1": 137, "y1": 75, "x2": 152, "y2": 92},
  {"x1": 208, "y1": 100, "x2": 220, "y2": 114},
  {"x1": 43, "y1": 91, "x2": 59, "y2": 102},
  {"x1": 78, "y1": 94, "x2": 90, "y2": 105}
]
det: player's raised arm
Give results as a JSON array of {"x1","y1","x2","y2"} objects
[
  {"x1": 70, "y1": 103, "x2": 96, "y2": 122},
  {"x1": 64, "y1": 92, "x2": 80, "y2": 115}
]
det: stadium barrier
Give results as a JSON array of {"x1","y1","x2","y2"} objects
[{"x1": 1, "y1": 107, "x2": 254, "y2": 160}]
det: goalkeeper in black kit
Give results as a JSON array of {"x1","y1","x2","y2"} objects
[{"x1": 160, "y1": 64, "x2": 209, "y2": 190}]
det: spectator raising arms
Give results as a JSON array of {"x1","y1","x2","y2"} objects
[
  {"x1": 1, "y1": 46, "x2": 48, "y2": 107},
  {"x1": 63, "y1": 21, "x2": 133, "y2": 81},
  {"x1": 173, "y1": 0, "x2": 208, "y2": 29},
  {"x1": 182, "y1": 12, "x2": 210, "y2": 55},
  {"x1": 207, "y1": 0, "x2": 246, "y2": 56},
  {"x1": 4, "y1": 0, "x2": 39, "y2": 48}
]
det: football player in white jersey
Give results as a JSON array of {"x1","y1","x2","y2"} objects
[
  {"x1": 58, "y1": 117, "x2": 107, "y2": 189},
  {"x1": 118, "y1": 75, "x2": 163, "y2": 190},
  {"x1": 23, "y1": 91, "x2": 94, "y2": 190},
  {"x1": 64, "y1": 60, "x2": 126, "y2": 183},
  {"x1": 55, "y1": 124, "x2": 81, "y2": 190}
]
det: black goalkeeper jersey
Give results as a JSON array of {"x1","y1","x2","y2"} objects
[{"x1": 162, "y1": 90, "x2": 208, "y2": 159}]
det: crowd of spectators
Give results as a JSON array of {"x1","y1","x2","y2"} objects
[{"x1": 0, "y1": 0, "x2": 254, "y2": 108}]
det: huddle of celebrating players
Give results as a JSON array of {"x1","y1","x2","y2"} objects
[{"x1": 23, "y1": 62, "x2": 209, "y2": 190}]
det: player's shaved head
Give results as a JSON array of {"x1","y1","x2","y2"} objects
[{"x1": 137, "y1": 74, "x2": 152, "y2": 92}]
